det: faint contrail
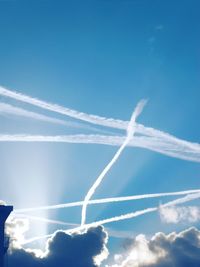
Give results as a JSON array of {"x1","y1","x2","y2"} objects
[
  {"x1": 0, "y1": 102, "x2": 72, "y2": 126},
  {"x1": 14, "y1": 189, "x2": 200, "y2": 213},
  {"x1": 161, "y1": 192, "x2": 200, "y2": 207},
  {"x1": 81, "y1": 100, "x2": 147, "y2": 226},
  {"x1": 0, "y1": 85, "x2": 125, "y2": 129},
  {"x1": 0, "y1": 134, "x2": 200, "y2": 163},
  {"x1": 12, "y1": 214, "x2": 78, "y2": 227},
  {"x1": 0, "y1": 86, "x2": 199, "y2": 155},
  {"x1": 0, "y1": 102, "x2": 114, "y2": 134},
  {"x1": 22, "y1": 192, "x2": 200, "y2": 244}
]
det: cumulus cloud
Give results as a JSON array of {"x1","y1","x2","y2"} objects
[
  {"x1": 7, "y1": 224, "x2": 108, "y2": 267},
  {"x1": 6, "y1": 218, "x2": 30, "y2": 249},
  {"x1": 159, "y1": 205, "x2": 200, "y2": 224},
  {"x1": 0, "y1": 200, "x2": 6, "y2": 205},
  {"x1": 108, "y1": 227, "x2": 200, "y2": 267}
]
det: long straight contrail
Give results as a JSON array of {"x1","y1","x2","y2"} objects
[
  {"x1": 0, "y1": 85, "x2": 125, "y2": 129},
  {"x1": 0, "y1": 102, "x2": 72, "y2": 126},
  {"x1": 22, "y1": 192, "x2": 200, "y2": 245},
  {"x1": 80, "y1": 100, "x2": 147, "y2": 226},
  {"x1": 1, "y1": 86, "x2": 200, "y2": 154},
  {"x1": 12, "y1": 214, "x2": 78, "y2": 227},
  {"x1": 76, "y1": 193, "x2": 200, "y2": 233},
  {"x1": 0, "y1": 134, "x2": 200, "y2": 163},
  {"x1": 0, "y1": 102, "x2": 113, "y2": 134},
  {"x1": 14, "y1": 189, "x2": 200, "y2": 213}
]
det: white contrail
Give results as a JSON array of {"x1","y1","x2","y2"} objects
[
  {"x1": 0, "y1": 85, "x2": 199, "y2": 154},
  {"x1": 162, "y1": 192, "x2": 200, "y2": 207},
  {"x1": 0, "y1": 102, "x2": 71, "y2": 126},
  {"x1": 0, "y1": 134, "x2": 200, "y2": 163},
  {"x1": 14, "y1": 188, "x2": 200, "y2": 213},
  {"x1": 12, "y1": 214, "x2": 78, "y2": 227},
  {"x1": 77, "y1": 192, "x2": 200, "y2": 232},
  {"x1": 22, "y1": 192, "x2": 200, "y2": 245},
  {"x1": 81, "y1": 100, "x2": 147, "y2": 226},
  {"x1": 55, "y1": 192, "x2": 200, "y2": 233},
  {"x1": 0, "y1": 85, "x2": 125, "y2": 129},
  {"x1": 0, "y1": 102, "x2": 113, "y2": 134}
]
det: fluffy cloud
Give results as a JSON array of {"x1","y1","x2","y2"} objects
[
  {"x1": 109, "y1": 227, "x2": 200, "y2": 267},
  {"x1": 5, "y1": 217, "x2": 200, "y2": 267},
  {"x1": 7, "y1": 225, "x2": 108, "y2": 267},
  {"x1": 6, "y1": 218, "x2": 30, "y2": 249},
  {"x1": 159, "y1": 205, "x2": 200, "y2": 224}
]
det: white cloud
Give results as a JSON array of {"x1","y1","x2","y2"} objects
[
  {"x1": 108, "y1": 227, "x2": 200, "y2": 267},
  {"x1": 159, "y1": 205, "x2": 200, "y2": 224},
  {"x1": 6, "y1": 218, "x2": 30, "y2": 249}
]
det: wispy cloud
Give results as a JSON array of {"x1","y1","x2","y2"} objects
[
  {"x1": 155, "y1": 24, "x2": 164, "y2": 31},
  {"x1": 159, "y1": 205, "x2": 200, "y2": 224}
]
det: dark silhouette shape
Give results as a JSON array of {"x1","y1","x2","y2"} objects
[
  {"x1": 8, "y1": 226, "x2": 108, "y2": 267},
  {"x1": 0, "y1": 205, "x2": 13, "y2": 267}
]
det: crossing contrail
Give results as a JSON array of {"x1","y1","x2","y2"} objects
[
  {"x1": 14, "y1": 189, "x2": 200, "y2": 213},
  {"x1": 0, "y1": 85, "x2": 199, "y2": 154},
  {"x1": 80, "y1": 100, "x2": 147, "y2": 226},
  {"x1": 0, "y1": 134, "x2": 200, "y2": 162},
  {"x1": 22, "y1": 192, "x2": 200, "y2": 245},
  {"x1": 75, "y1": 192, "x2": 200, "y2": 233}
]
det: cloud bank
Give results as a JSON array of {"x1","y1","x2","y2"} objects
[
  {"x1": 109, "y1": 227, "x2": 200, "y2": 267},
  {"x1": 7, "y1": 220, "x2": 200, "y2": 267},
  {"x1": 7, "y1": 225, "x2": 108, "y2": 267}
]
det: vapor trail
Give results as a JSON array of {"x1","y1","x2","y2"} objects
[
  {"x1": 81, "y1": 100, "x2": 147, "y2": 226},
  {"x1": 0, "y1": 102, "x2": 113, "y2": 134},
  {"x1": 14, "y1": 188, "x2": 200, "y2": 213},
  {"x1": 162, "y1": 192, "x2": 200, "y2": 207},
  {"x1": 22, "y1": 192, "x2": 200, "y2": 245},
  {"x1": 1, "y1": 86, "x2": 199, "y2": 154},
  {"x1": 0, "y1": 134, "x2": 200, "y2": 162},
  {"x1": 0, "y1": 85, "x2": 125, "y2": 129},
  {"x1": 13, "y1": 214, "x2": 78, "y2": 227},
  {"x1": 76, "y1": 193, "x2": 200, "y2": 233},
  {"x1": 0, "y1": 102, "x2": 72, "y2": 126}
]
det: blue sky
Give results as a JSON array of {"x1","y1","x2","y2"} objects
[{"x1": 0, "y1": 0, "x2": 200, "y2": 265}]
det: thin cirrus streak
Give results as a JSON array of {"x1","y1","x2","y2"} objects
[
  {"x1": 0, "y1": 134, "x2": 200, "y2": 162},
  {"x1": 0, "y1": 102, "x2": 114, "y2": 135},
  {"x1": 14, "y1": 188, "x2": 200, "y2": 213},
  {"x1": 12, "y1": 214, "x2": 78, "y2": 227},
  {"x1": 0, "y1": 85, "x2": 127, "y2": 129},
  {"x1": 0, "y1": 85, "x2": 199, "y2": 153},
  {"x1": 22, "y1": 192, "x2": 200, "y2": 245},
  {"x1": 0, "y1": 102, "x2": 71, "y2": 126},
  {"x1": 81, "y1": 100, "x2": 147, "y2": 226}
]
